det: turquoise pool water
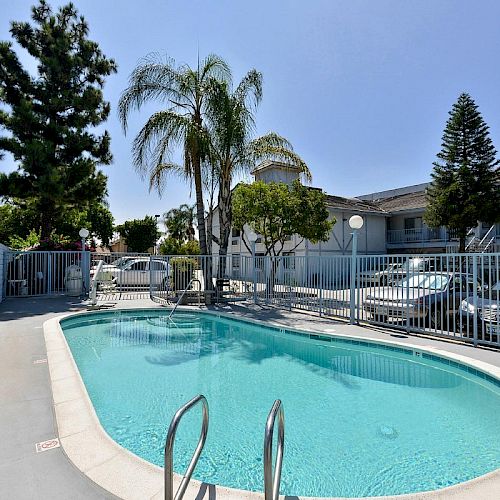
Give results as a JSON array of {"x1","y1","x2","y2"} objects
[{"x1": 61, "y1": 310, "x2": 500, "y2": 498}]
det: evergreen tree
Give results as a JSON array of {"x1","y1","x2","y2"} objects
[
  {"x1": 425, "y1": 93, "x2": 500, "y2": 252},
  {"x1": 0, "y1": 1, "x2": 117, "y2": 238}
]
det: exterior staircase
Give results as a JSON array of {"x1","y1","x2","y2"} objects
[
  {"x1": 465, "y1": 225, "x2": 497, "y2": 253},
  {"x1": 446, "y1": 225, "x2": 497, "y2": 253}
]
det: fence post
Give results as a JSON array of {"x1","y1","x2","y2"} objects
[
  {"x1": 472, "y1": 255, "x2": 478, "y2": 347},
  {"x1": 319, "y1": 257, "x2": 323, "y2": 317},
  {"x1": 82, "y1": 251, "x2": 90, "y2": 296},
  {"x1": 47, "y1": 253, "x2": 52, "y2": 295},
  {"x1": 349, "y1": 230, "x2": 358, "y2": 324},
  {"x1": 252, "y1": 242, "x2": 257, "y2": 305}
]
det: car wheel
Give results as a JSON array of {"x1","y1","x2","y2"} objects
[
  {"x1": 370, "y1": 313, "x2": 388, "y2": 323},
  {"x1": 429, "y1": 308, "x2": 442, "y2": 329}
]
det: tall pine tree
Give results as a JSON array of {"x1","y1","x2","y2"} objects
[
  {"x1": 0, "y1": 1, "x2": 117, "y2": 238},
  {"x1": 425, "y1": 93, "x2": 500, "y2": 252}
]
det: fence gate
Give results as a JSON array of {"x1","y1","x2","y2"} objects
[{"x1": 3, "y1": 251, "x2": 89, "y2": 298}]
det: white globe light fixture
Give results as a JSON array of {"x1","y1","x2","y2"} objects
[
  {"x1": 348, "y1": 215, "x2": 364, "y2": 230},
  {"x1": 246, "y1": 229, "x2": 258, "y2": 243},
  {"x1": 79, "y1": 228, "x2": 90, "y2": 239}
]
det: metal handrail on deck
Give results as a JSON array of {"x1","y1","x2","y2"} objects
[
  {"x1": 168, "y1": 278, "x2": 202, "y2": 321},
  {"x1": 263, "y1": 399, "x2": 285, "y2": 500},
  {"x1": 164, "y1": 394, "x2": 209, "y2": 500}
]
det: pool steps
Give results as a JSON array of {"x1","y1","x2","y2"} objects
[{"x1": 164, "y1": 396, "x2": 284, "y2": 500}]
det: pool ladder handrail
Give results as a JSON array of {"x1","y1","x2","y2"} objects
[
  {"x1": 264, "y1": 399, "x2": 285, "y2": 500},
  {"x1": 168, "y1": 278, "x2": 202, "y2": 321},
  {"x1": 164, "y1": 394, "x2": 209, "y2": 500}
]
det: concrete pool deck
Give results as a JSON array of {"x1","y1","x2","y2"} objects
[{"x1": 1, "y1": 296, "x2": 500, "y2": 499}]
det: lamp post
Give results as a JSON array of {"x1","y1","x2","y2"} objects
[
  {"x1": 79, "y1": 228, "x2": 90, "y2": 295},
  {"x1": 246, "y1": 229, "x2": 258, "y2": 305},
  {"x1": 348, "y1": 215, "x2": 364, "y2": 324}
]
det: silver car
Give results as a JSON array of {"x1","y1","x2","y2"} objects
[
  {"x1": 460, "y1": 281, "x2": 500, "y2": 338},
  {"x1": 101, "y1": 257, "x2": 170, "y2": 288},
  {"x1": 363, "y1": 272, "x2": 480, "y2": 328}
]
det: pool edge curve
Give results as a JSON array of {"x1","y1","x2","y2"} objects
[{"x1": 44, "y1": 307, "x2": 500, "y2": 500}]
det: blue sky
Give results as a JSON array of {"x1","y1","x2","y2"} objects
[{"x1": 1, "y1": 0, "x2": 500, "y2": 224}]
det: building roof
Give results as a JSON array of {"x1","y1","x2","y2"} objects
[
  {"x1": 250, "y1": 160, "x2": 302, "y2": 175},
  {"x1": 374, "y1": 190, "x2": 427, "y2": 212},
  {"x1": 325, "y1": 194, "x2": 387, "y2": 215},
  {"x1": 357, "y1": 182, "x2": 430, "y2": 201}
]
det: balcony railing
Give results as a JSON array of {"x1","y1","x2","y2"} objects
[{"x1": 387, "y1": 227, "x2": 459, "y2": 245}]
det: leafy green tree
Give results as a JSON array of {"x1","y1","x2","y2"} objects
[
  {"x1": 0, "y1": 200, "x2": 114, "y2": 247},
  {"x1": 118, "y1": 53, "x2": 230, "y2": 256},
  {"x1": 8, "y1": 228, "x2": 40, "y2": 250},
  {"x1": 58, "y1": 204, "x2": 114, "y2": 246},
  {"x1": 232, "y1": 180, "x2": 334, "y2": 256},
  {"x1": 208, "y1": 72, "x2": 311, "y2": 266},
  {"x1": 116, "y1": 216, "x2": 160, "y2": 253},
  {"x1": 180, "y1": 239, "x2": 200, "y2": 255},
  {"x1": 159, "y1": 236, "x2": 200, "y2": 256},
  {"x1": 159, "y1": 236, "x2": 181, "y2": 255},
  {"x1": 0, "y1": 1, "x2": 117, "y2": 238},
  {"x1": 425, "y1": 93, "x2": 500, "y2": 252},
  {"x1": 0, "y1": 201, "x2": 39, "y2": 245},
  {"x1": 164, "y1": 203, "x2": 196, "y2": 242}
]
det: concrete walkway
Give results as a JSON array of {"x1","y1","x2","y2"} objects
[
  {"x1": 0, "y1": 297, "x2": 118, "y2": 499},
  {"x1": 1, "y1": 297, "x2": 499, "y2": 499}
]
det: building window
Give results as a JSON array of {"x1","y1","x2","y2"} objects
[
  {"x1": 232, "y1": 228, "x2": 241, "y2": 237},
  {"x1": 232, "y1": 254, "x2": 240, "y2": 278},
  {"x1": 283, "y1": 252, "x2": 295, "y2": 270}
]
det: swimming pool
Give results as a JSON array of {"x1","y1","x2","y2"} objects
[{"x1": 60, "y1": 309, "x2": 500, "y2": 498}]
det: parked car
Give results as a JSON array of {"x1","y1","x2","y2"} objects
[
  {"x1": 90, "y1": 256, "x2": 137, "y2": 276},
  {"x1": 357, "y1": 257, "x2": 443, "y2": 287},
  {"x1": 363, "y1": 271, "x2": 483, "y2": 328},
  {"x1": 92, "y1": 257, "x2": 170, "y2": 288},
  {"x1": 357, "y1": 262, "x2": 406, "y2": 286},
  {"x1": 459, "y1": 281, "x2": 499, "y2": 339}
]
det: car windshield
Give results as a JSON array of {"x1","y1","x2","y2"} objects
[
  {"x1": 386, "y1": 263, "x2": 403, "y2": 271},
  {"x1": 403, "y1": 258, "x2": 427, "y2": 271},
  {"x1": 397, "y1": 273, "x2": 450, "y2": 290},
  {"x1": 110, "y1": 257, "x2": 134, "y2": 268}
]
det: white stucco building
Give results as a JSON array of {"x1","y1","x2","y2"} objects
[{"x1": 208, "y1": 161, "x2": 500, "y2": 277}]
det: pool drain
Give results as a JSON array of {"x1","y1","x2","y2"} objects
[{"x1": 379, "y1": 425, "x2": 399, "y2": 439}]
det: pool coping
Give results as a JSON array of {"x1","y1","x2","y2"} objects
[{"x1": 43, "y1": 306, "x2": 500, "y2": 500}]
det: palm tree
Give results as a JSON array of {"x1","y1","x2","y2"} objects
[
  {"x1": 118, "y1": 53, "x2": 231, "y2": 257},
  {"x1": 207, "y1": 70, "x2": 311, "y2": 270}
]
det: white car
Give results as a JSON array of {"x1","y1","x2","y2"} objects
[
  {"x1": 357, "y1": 262, "x2": 405, "y2": 286},
  {"x1": 93, "y1": 257, "x2": 170, "y2": 288}
]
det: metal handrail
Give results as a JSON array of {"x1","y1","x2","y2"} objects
[
  {"x1": 479, "y1": 225, "x2": 496, "y2": 247},
  {"x1": 168, "y1": 278, "x2": 202, "y2": 321},
  {"x1": 263, "y1": 399, "x2": 285, "y2": 500},
  {"x1": 164, "y1": 394, "x2": 209, "y2": 500},
  {"x1": 89, "y1": 260, "x2": 104, "y2": 306}
]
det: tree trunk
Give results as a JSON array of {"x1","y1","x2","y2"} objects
[
  {"x1": 40, "y1": 198, "x2": 54, "y2": 240},
  {"x1": 217, "y1": 179, "x2": 232, "y2": 278},
  {"x1": 459, "y1": 235, "x2": 466, "y2": 253},
  {"x1": 192, "y1": 157, "x2": 213, "y2": 290}
]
